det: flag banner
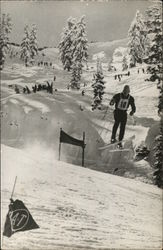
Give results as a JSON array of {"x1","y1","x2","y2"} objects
[
  {"x1": 3, "y1": 199, "x2": 39, "y2": 237},
  {"x1": 60, "y1": 129, "x2": 85, "y2": 148}
]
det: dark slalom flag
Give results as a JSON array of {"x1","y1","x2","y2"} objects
[
  {"x1": 3, "y1": 199, "x2": 39, "y2": 237},
  {"x1": 60, "y1": 129, "x2": 85, "y2": 148}
]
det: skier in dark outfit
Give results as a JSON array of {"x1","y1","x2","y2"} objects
[{"x1": 110, "y1": 85, "x2": 136, "y2": 148}]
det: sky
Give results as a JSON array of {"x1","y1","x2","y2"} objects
[{"x1": 1, "y1": 0, "x2": 154, "y2": 47}]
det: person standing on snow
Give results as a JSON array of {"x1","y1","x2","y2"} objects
[{"x1": 110, "y1": 85, "x2": 136, "y2": 148}]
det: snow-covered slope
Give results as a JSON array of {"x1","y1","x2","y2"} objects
[
  {"x1": 1, "y1": 144, "x2": 162, "y2": 250},
  {"x1": 88, "y1": 38, "x2": 128, "y2": 62}
]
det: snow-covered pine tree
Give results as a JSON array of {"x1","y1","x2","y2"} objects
[
  {"x1": 30, "y1": 24, "x2": 38, "y2": 61},
  {"x1": 144, "y1": 5, "x2": 162, "y2": 84},
  {"x1": 92, "y1": 59, "x2": 105, "y2": 110},
  {"x1": 144, "y1": 4, "x2": 163, "y2": 188},
  {"x1": 0, "y1": 13, "x2": 12, "y2": 69},
  {"x1": 153, "y1": 123, "x2": 163, "y2": 188},
  {"x1": 58, "y1": 17, "x2": 77, "y2": 71},
  {"x1": 122, "y1": 55, "x2": 128, "y2": 71},
  {"x1": 69, "y1": 16, "x2": 88, "y2": 89},
  {"x1": 128, "y1": 10, "x2": 147, "y2": 67},
  {"x1": 70, "y1": 61, "x2": 82, "y2": 89},
  {"x1": 72, "y1": 16, "x2": 88, "y2": 69},
  {"x1": 20, "y1": 25, "x2": 31, "y2": 66}
]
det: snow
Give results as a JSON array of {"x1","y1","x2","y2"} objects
[
  {"x1": 1, "y1": 40, "x2": 162, "y2": 249},
  {"x1": 52, "y1": 63, "x2": 63, "y2": 70},
  {"x1": 9, "y1": 98, "x2": 19, "y2": 105},
  {"x1": 1, "y1": 80, "x2": 50, "y2": 113},
  {"x1": 2, "y1": 64, "x2": 38, "y2": 78},
  {"x1": 91, "y1": 39, "x2": 128, "y2": 49},
  {"x1": 126, "y1": 124, "x2": 149, "y2": 148},
  {"x1": 23, "y1": 106, "x2": 33, "y2": 114},
  {"x1": 2, "y1": 92, "x2": 50, "y2": 113},
  {"x1": 134, "y1": 84, "x2": 160, "y2": 97},
  {"x1": 64, "y1": 108, "x2": 75, "y2": 114},
  {"x1": 1, "y1": 144, "x2": 162, "y2": 250},
  {"x1": 43, "y1": 47, "x2": 59, "y2": 56},
  {"x1": 14, "y1": 95, "x2": 50, "y2": 113},
  {"x1": 92, "y1": 51, "x2": 105, "y2": 61}
]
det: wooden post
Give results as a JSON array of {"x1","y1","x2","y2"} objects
[
  {"x1": 82, "y1": 132, "x2": 85, "y2": 167},
  {"x1": 59, "y1": 128, "x2": 62, "y2": 161}
]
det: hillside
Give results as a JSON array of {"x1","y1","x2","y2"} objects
[
  {"x1": 1, "y1": 144, "x2": 162, "y2": 250},
  {"x1": 1, "y1": 34, "x2": 162, "y2": 250},
  {"x1": 1, "y1": 40, "x2": 160, "y2": 184},
  {"x1": 7, "y1": 38, "x2": 128, "y2": 64},
  {"x1": 88, "y1": 38, "x2": 128, "y2": 62}
]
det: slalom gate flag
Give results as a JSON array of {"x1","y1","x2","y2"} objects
[
  {"x1": 60, "y1": 129, "x2": 85, "y2": 147},
  {"x1": 3, "y1": 199, "x2": 39, "y2": 237}
]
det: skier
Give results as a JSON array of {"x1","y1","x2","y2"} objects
[
  {"x1": 82, "y1": 90, "x2": 85, "y2": 96},
  {"x1": 118, "y1": 75, "x2": 121, "y2": 81},
  {"x1": 110, "y1": 85, "x2": 136, "y2": 148}
]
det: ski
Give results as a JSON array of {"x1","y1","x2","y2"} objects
[{"x1": 98, "y1": 135, "x2": 135, "y2": 150}]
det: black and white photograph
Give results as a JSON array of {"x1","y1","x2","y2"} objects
[{"x1": 1, "y1": 0, "x2": 162, "y2": 249}]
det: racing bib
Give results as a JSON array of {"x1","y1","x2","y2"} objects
[{"x1": 117, "y1": 95, "x2": 130, "y2": 110}]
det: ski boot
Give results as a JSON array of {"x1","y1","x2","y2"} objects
[
  {"x1": 117, "y1": 141, "x2": 123, "y2": 149},
  {"x1": 111, "y1": 138, "x2": 117, "y2": 144}
]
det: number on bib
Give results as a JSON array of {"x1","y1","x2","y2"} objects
[{"x1": 118, "y1": 99, "x2": 129, "y2": 110}]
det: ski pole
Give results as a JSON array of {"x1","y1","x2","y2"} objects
[{"x1": 10, "y1": 176, "x2": 17, "y2": 201}]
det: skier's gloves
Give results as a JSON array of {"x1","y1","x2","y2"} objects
[{"x1": 129, "y1": 111, "x2": 134, "y2": 116}]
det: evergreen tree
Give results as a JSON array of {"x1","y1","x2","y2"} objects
[
  {"x1": 72, "y1": 16, "x2": 88, "y2": 68},
  {"x1": 153, "y1": 123, "x2": 163, "y2": 188},
  {"x1": 144, "y1": 5, "x2": 162, "y2": 84},
  {"x1": 144, "y1": 5, "x2": 163, "y2": 188},
  {"x1": 0, "y1": 13, "x2": 12, "y2": 69},
  {"x1": 30, "y1": 24, "x2": 38, "y2": 60},
  {"x1": 20, "y1": 25, "x2": 31, "y2": 66},
  {"x1": 70, "y1": 16, "x2": 88, "y2": 89},
  {"x1": 122, "y1": 55, "x2": 128, "y2": 71},
  {"x1": 92, "y1": 59, "x2": 105, "y2": 110},
  {"x1": 70, "y1": 61, "x2": 82, "y2": 89},
  {"x1": 58, "y1": 17, "x2": 77, "y2": 71},
  {"x1": 59, "y1": 16, "x2": 88, "y2": 89},
  {"x1": 128, "y1": 10, "x2": 147, "y2": 67}
]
